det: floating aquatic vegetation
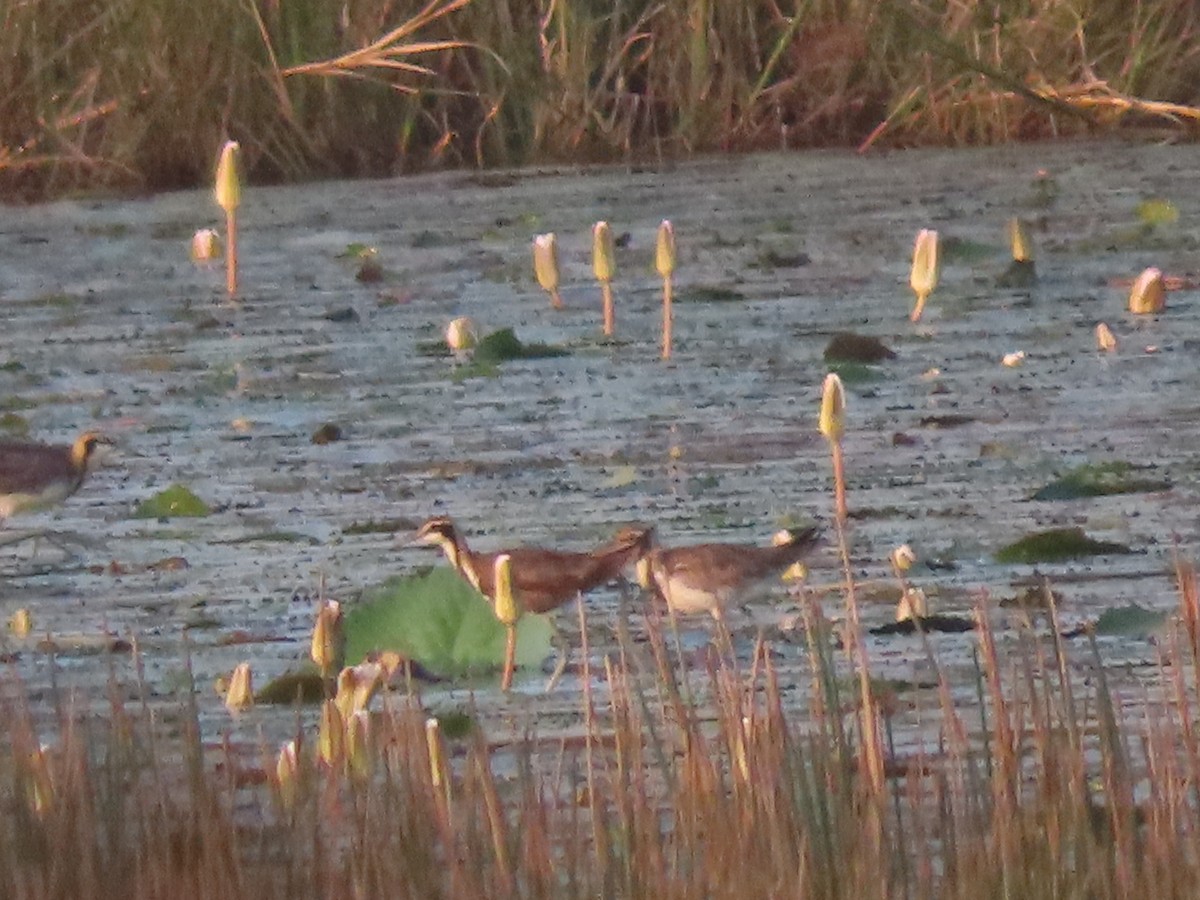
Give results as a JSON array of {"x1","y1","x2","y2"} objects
[
  {"x1": 343, "y1": 567, "x2": 553, "y2": 678},
  {"x1": 133, "y1": 484, "x2": 210, "y2": 519},
  {"x1": 1030, "y1": 461, "x2": 1170, "y2": 501},
  {"x1": 677, "y1": 285, "x2": 745, "y2": 303},
  {"x1": 995, "y1": 526, "x2": 1133, "y2": 564},
  {"x1": 823, "y1": 332, "x2": 895, "y2": 364}
]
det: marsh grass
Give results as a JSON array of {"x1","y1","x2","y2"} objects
[
  {"x1": 5, "y1": 0, "x2": 1200, "y2": 200},
  {"x1": 6, "y1": 558, "x2": 1200, "y2": 897}
]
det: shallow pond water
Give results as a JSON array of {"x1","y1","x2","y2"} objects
[{"x1": 1, "y1": 139, "x2": 1198, "y2": 748}]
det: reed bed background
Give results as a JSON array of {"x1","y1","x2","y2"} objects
[
  {"x1": 4, "y1": 564, "x2": 1200, "y2": 898},
  {"x1": 4, "y1": 0, "x2": 1200, "y2": 201}
]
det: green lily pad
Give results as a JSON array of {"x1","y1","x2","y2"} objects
[
  {"x1": 995, "y1": 526, "x2": 1133, "y2": 564},
  {"x1": 343, "y1": 567, "x2": 554, "y2": 678},
  {"x1": 1031, "y1": 462, "x2": 1171, "y2": 501},
  {"x1": 133, "y1": 484, "x2": 210, "y2": 519},
  {"x1": 1092, "y1": 603, "x2": 1169, "y2": 637}
]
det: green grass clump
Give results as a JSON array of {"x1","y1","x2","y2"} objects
[{"x1": 132, "y1": 484, "x2": 210, "y2": 519}]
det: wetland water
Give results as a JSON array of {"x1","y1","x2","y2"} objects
[{"x1": 0, "y1": 139, "x2": 1197, "y2": 744}]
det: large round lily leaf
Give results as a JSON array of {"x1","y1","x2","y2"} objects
[{"x1": 344, "y1": 567, "x2": 554, "y2": 678}]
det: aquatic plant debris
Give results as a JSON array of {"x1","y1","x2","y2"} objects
[{"x1": 995, "y1": 526, "x2": 1134, "y2": 564}]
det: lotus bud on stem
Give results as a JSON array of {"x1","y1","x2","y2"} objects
[
  {"x1": 1129, "y1": 267, "x2": 1166, "y2": 314},
  {"x1": 593, "y1": 221, "x2": 616, "y2": 336},
  {"x1": 1008, "y1": 217, "x2": 1033, "y2": 263},
  {"x1": 817, "y1": 372, "x2": 885, "y2": 799},
  {"x1": 533, "y1": 233, "x2": 564, "y2": 309},
  {"x1": 224, "y1": 662, "x2": 254, "y2": 712},
  {"x1": 656, "y1": 220, "x2": 676, "y2": 360},
  {"x1": 1095, "y1": 322, "x2": 1118, "y2": 352},
  {"x1": 493, "y1": 554, "x2": 521, "y2": 691},
  {"x1": 310, "y1": 600, "x2": 345, "y2": 682},
  {"x1": 909, "y1": 228, "x2": 939, "y2": 322},
  {"x1": 819, "y1": 373, "x2": 847, "y2": 523},
  {"x1": 346, "y1": 710, "x2": 372, "y2": 781},
  {"x1": 275, "y1": 741, "x2": 299, "y2": 811},
  {"x1": 335, "y1": 662, "x2": 384, "y2": 719},
  {"x1": 214, "y1": 141, "x2": 241, "y2": 297},
  {"x1": 317, "y1": 699, "x2": 344, "y2": 768}
]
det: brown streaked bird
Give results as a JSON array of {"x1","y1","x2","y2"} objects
[
  {"x1": 0, "y1": 431, "x2": 113, "y2": 524},
  {"x1": 635, "y1": 526, "x2": 822, "y2": 620},
  {"x1": 410, "y1": 516, "x2": 655, "y2": 687}
]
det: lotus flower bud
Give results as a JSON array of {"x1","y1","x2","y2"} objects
[
  {"x1": 346, "y1": 710, "x2": 372, "y2": 780},
  {"x1": 425, "y1": 717, "x2": 444, "y2": 788},
  {"x1": 191, "y1": 228, "x2": 222, "y2": 264},
  {"x1": 780, "y1": 562, "x2": 807, "y2": 583},
  {"x1": 445, "y1": 316, "x2": 478, "y2": 357},
  {"x1": 891, "y1": 544, "x2": 917, "y2": 573},
  {"x1": 224, "y1": 662, "x2": 254, "y2": 711},
  {"x1": 335, "y1": 663, "x2": 384, "y2": 719},
  {"x1": 9, "y1": 608, "x2": 31, "y2": 638},
  {"x1": 818, "y1": 373, "x2": 846, "y2": 442},
  {"x1": 592, "y1": 221, "x2": 616, "y2": 282},
  {"x1": 896, "y1": 587, "x2": 928, "y2": 622},
  {"x1": 533, "y1": 233, "x2": 560, "y2": 293},
  {"x1": 492, "y1": 554, "x2": 521, "y2": 627},
  {"x1": 26, "y1": 744, "x2": 53, "y2": 817},
  {"x1": 214, "y1": 141, "x2": 241, "y2": 212},
  {"x1": 1095, "y1": 322, "x2": 1117, "y2": 352},
  {"x1": 1129, "y1": 267, "x2": 1166, "y2": 314},
  {"x1": 275, "y1": 741, "x2": 299, "y2": 810},
  {"x1": 318, "y1": 700, "x2": 344, "y2": 768},
  {"x1": 655, "y1": 220, "x2": 676, "y2": 278},
  {"x1": 1008, "y1": 218, "x2": 1033, "y2": 263},
  {"x1": 310, "y1": 600, "x2": 344, "y2": 678},
  {"x1": 635, "y1": 556, "x2": 652, "y2": 590},
  {"x1": 909, "y1": 229, "x2": 939, "y2": 321}
]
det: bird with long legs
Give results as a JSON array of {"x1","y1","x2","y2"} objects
[{"x1": 410, "y1": 515, "x2": 654, "y2": 688}]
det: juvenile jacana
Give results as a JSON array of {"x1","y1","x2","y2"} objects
[
  {"x1": 0, "y1": 431, "x2": 112, "y2": 522},
  {"x1": 410, "y1": 515, "x2": 654, "y2": 686},
  {"x1": 636, "y1": 525, "x2": 822, "y2": 620}
]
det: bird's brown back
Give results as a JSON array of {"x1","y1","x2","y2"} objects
[
  {"x1": 0, "y1": 441, "x2": 86, "y2": 499},
  {"x1": 656, "y1": 527, "x2": 821, "y2": 593}
]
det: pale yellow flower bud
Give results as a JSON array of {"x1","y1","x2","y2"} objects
[
  {"x1": 533, "y1": 233, "x2": 560, "y2": 293},
  {"x1": 492, "y1": 554, "x2": 521, "y2": 627},
  {"x1": 592, "y1": 221, "x2": 616, "y2": 283},
  {"x1": 224, "y1": 662, "x2": 254, "y2": 711},
  {"x1": 818, "y1": 373, "x2": 846, "y2": 442},
  {"x1": 425, "y1": 717, "x2": 444, "y2": 788},
  {"x1": 896, "y1": 587, "x2": 928, "y2": 622},
  {"x1": 1095, "y1": 322, "x2": 1117, "y2": 352},
  {"x1": 1129, "y1": 267, "x2": 1166, "y2": 314},
  {"x1": 318, "y1": 700, "x2": 344, "y2": 768},
  {"x1": 346, "y1": 710, "x2": 372, "y2": 780},
  {"x1": 310, "y1": 601, "x2": 345, "y2": 678},
  {"x1": 655, "y1": 220, "x2": 676, "y2": 278},
  {"x1": 9, "y1": 608, "x2": 31, "y2": 639},
  {"x1": 214, "y1": 141, "x2": 242, "y2": 212},
  {"x1": 909, "y1": 229, "x2": 939, "y2": 322},
  {"x1": 275, "y1": 741, "x2": 299, "y2": 810},
  {"x1": 891, "y1": 544, "x2": 917, "y2": 573},
  {"x1": 445, "y1": 317, "x2": 478, "y2": 356},
  {"x1": 1008, "y1": 218, "x2": 1033, "y2": 263}
]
